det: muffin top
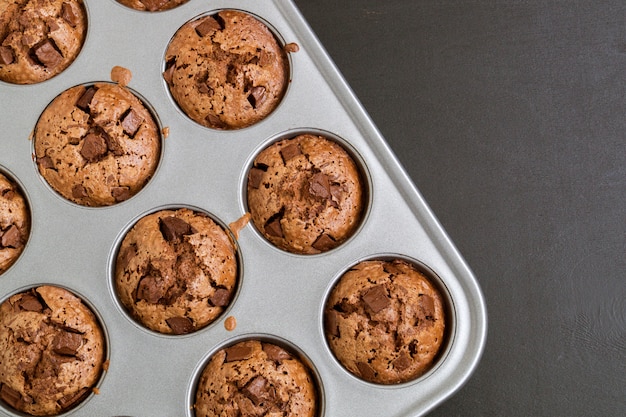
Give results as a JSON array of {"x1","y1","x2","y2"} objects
[
  {"x1": 34, "y1": 82, "x2": 161, "y2": 207},
  {"x1": 164, "y1": 10, "x2": 289, "y2": 129},
  {"x1": 247, "y1": 134, "x2": 365, "y2": 254},
  {"x1": 324, "y1": 259, "x2": 446, "y2": 384},
  {"x1": 0, "y1": 285, "x2": 105, "y2": 416},
  {"x1": 114, "y1": 208, "x2": 238, "y2": 335},
  {"x1": 0, "y1": 0, "x2": 87, "y2": 84},
  {"x1": 194, "y1": 340, "x2": 317, "y2": 417}
]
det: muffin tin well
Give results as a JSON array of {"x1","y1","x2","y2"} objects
[{"x1": 0, "y1": 1, "x2": 486, "y2": 416}]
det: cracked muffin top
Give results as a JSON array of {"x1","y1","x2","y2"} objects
[
  {"x1": 34, "y1": 82, "x2": 161, "y2": 207},
  {"x1": 194, "y1": 339, "x2": 317, "y2": 417},
  {"x1": 114, "y1": 208, "x2": 238, "y2": 335},
  {"x1": 324, "y1": 259, "x2": 446, "y2": 384},
  {"x1": 163, "y1": 10, "x2": 289, "y2": 129},
  {"x1": 0, "y1": 285, "x2": 105, "y2": 416},
  {"x1": 247, "y1": 134, "x2": 365, "y2": 254},
  {"x1": 0, "y1": 0, "x2": 87, "y2": 84}
]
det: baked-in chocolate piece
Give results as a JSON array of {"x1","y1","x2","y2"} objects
[
  {"x1": 324, "y1": 259, "x2": 446, "y2": 384},
  {"x1": 0, "y1": 0, "x2": 87, "y2": 84},
  {"x1": 0, "y1": 172, "x2": 29, "y2": 274},
  {"x1": 115, "y1": 0, "x2": 189, "y2": 11},
  {"x1": 194, "y1": 340, "x2": 317, "y2": 417},
  {"x1": 0, "y1": 286, "x2": 105, "y2": 415},
  {"x1": 247, "y1": 134, "x2": 364, "y2": 254},
  {"x1": 34, "y1": 83, "x2": 161, "y2": 207},
  {"x1": 164, "y1": 10, "x2": 289, "y2": 129},
  {"x1": 114, "y1": 208, "x2": 238, "y2": 335}
]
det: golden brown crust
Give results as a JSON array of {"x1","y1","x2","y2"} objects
[
  {"x1": 247, "y1": 134, "x2": 364, "y2": 254},
  {"x1": 0, "y1": 285, "x2": 105, "y2": 415},
  {"x1": 194, "y1": 340, "x2": 317, "y2": 417},
  {"x1": 34, "y1": 82, "x2": 161, "y2": 207},
  {"x1": 0, "y1": 0, "x2": 87, "y2": 84},
  {"x1": 324, "y1": 260, "x2": 446, "y2": 384},
  {"x1": 114, "y1": 208, "x2": 238, "y2": 335},
  {"x1": 164, "y1": 10, "x2": 288, "y2": 129}
]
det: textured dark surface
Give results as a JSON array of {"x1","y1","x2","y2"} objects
[{"x1": 293, "y1": 1, "x2": 626, "y2": 415}]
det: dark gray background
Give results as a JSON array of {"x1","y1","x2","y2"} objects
[{"x1": 293, "y1": 1, "x2": 626, "y2": 416}]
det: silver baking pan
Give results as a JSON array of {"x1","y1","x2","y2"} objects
[{"x1": 0, "y1": 1, "x2": 487, "y2": 416}]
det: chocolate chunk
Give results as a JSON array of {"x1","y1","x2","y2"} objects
[
  {"x1": 121, "y1": 108, "x2": 144, "y2": 137},
  {"x1": 166, "y1": 316, "x2": 194, "y2": 334},
  {"x1": 224, "y1": 344, "x2": 254, "y2": 362},
  {"x1": 76, "y1": 87, "x2": 97, "y2": 111},
  {"x1": 195, "y1": 16, "x2": 221, "y2": 37},
  {"x1": 197, "y1": 82, "x2": 213, "y2": 95},
  {"x1": 111, "y1": 186, "x2": 131, "y2": 202},
  {"x1": 80, "y1": 130, "x2": 109, "y2": 162},
  {"x1": 32, "y1": 39, "x2": 63, "y2": 68},
  {"x1": 0, "y1": 384, "x2": 24, "y2": 409},
  {"x1": 393, "y1": 352, "x2": 412, "y2": 371},
  {"x1": 309, "y1": 172, "x2": 331, "y2": 199},
  {"x1": 264, "y1": 216, "x2": 283, "y2": 238},
  {"x1": 356, "y1": 362, "x2": 376, "y2": 381},
  {"x1": 362, "y1": 285, "x2": 390, "y2": 313},
  {"x1": 61, "y1": 2, "x2": 79, "y2": 27},
  {"x1": 72, "y1": 184, "x2": 88, "y2": 199},
  {"x1": 37, "y1": 155, "x2": 54, "y2": 170},
  {"x1": 163, "y1": 61, "x2": 175, "y2": 86},
  {"x1": 248, "y1": 167, "x2": 265, "y2": 189},
  {"x1": 420, "y1": 294, "x2": 435, "y2": 316},
  {"x1": 52, "y1": 331, "x2": 82, "y2": 356},
  {"x1": 206, "y1": 113, "x2": 226, "y2": 129},
  {"x1": 262, "y1": 343, "x2": 291, "y2": 362},
  {"x1": 243, "y1": 376, "x2": 269, "y2": 406},
  {"x1": 18, "y1": 294, "x2": 43, "y2": 312},
  {"x1": 279, "y1": 143, "x2": 301, "y2": 162},
  {"x1": 136, "y1": 275, "x2": 163, "y2": 304},
  {"x1": 311, "y1": 233, "x2": 335, "y2": 251},
  {"x1": 1, "y1": 225, "x2": 21, "y2": 248},
  {"x1": 57, "y1": 387, "x2": 88, "y2": 409},
  {"x1": 247, "y1": 86, "x2": 266, "y2": 109},
  {"x1": 0, "y1": 46, "x2": 14, "y2": 65},
  {"x1": 209, "y1": 288, "x2": 231, "y2": 307},
  {"x1": 159, "y1": 216, "x2": 192, "y2": 241}
]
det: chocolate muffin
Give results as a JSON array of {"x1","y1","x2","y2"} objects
[
  {"x1": 194, "y1": 340, "x2": 317, "y2": 417},
  {"x1": 324, "y1": 259, "x2": 446, "y2": 384},
  {"x1": 163, "y1": 10, "x2": 289, "y2": 129},
  {"x1": 0, "y1": 0, "x2": 87, "y2": 85},
  {"x1": 0, "y1": 285, "x2": 105, "y2": 416},
  {"x1": 34, "y1": 82, "x2": 161, "y2": 207},
  {"x1": 0, "y1": 172, "x2": 29, "y2": 274},
  {"x1": 247, "y1": 134, "x2": 364, "y2": 254},
  {"x1": 115, "y1": 0, "x2": 189, "y2": 12},
  {"x1": 114, "y1": 208, "x2": 238, "y2": 335}
]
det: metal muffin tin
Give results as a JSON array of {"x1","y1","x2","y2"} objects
[{"x1": 0, "y1": 1, "x2": 487, "y2": 416}]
